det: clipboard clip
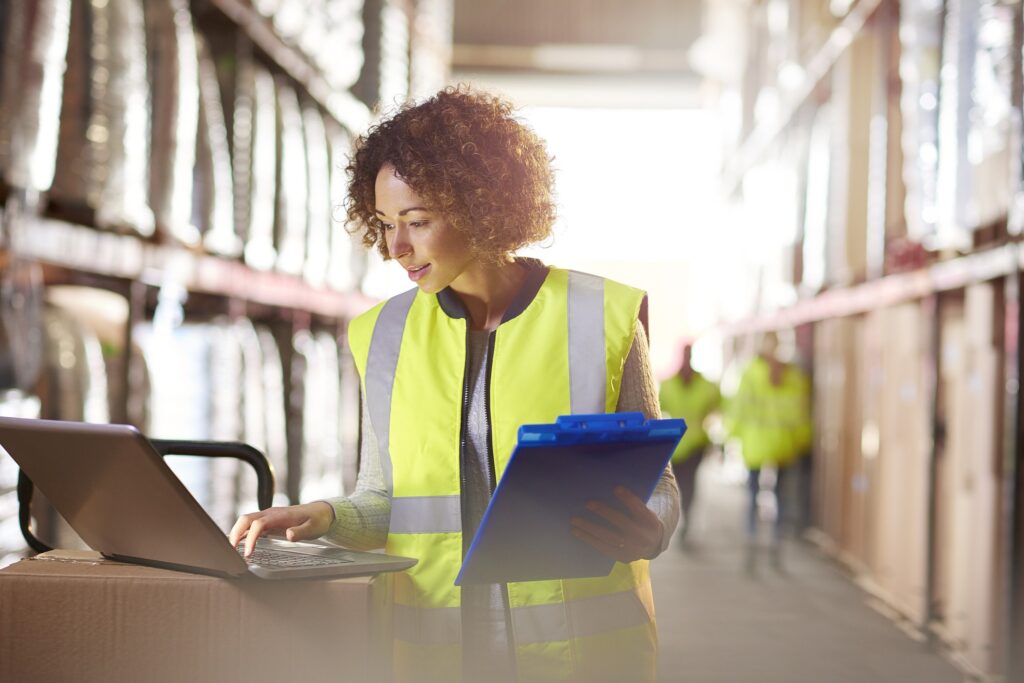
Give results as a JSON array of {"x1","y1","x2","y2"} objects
[
  {"x1": 555, "y1": 412, "x2": 646, "y2": 432},
  {"x1": 518, "y1": 413, "x2": 685, "y2": 445}
]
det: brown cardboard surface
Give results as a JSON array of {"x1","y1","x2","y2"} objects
[
  {"x1": 0, "y1": 550, "x2": 384, "y2": 683},
  {"x1": 875, "y1": 302, "x2": 930, "y2": 625},
  {"x1": 841, "y1": 317, "x2": 867, "y2": 565}
]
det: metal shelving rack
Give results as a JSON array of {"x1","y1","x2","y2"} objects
[
  {"x1": 0, "y1": 0, "x2": 392, "y2": 556},
  {"x1": 709, "y1": 0, "x2": 1024, "y2": 678}
]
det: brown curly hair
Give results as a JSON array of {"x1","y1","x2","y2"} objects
[{"x1": 345, "y1": 85, "x2": 557, "y2": 261}]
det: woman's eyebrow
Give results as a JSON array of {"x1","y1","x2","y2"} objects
[{"x1": 374, "y1": 206, "x2": 429, "y2": 216}]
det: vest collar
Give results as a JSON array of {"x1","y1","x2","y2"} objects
[{"x1": 434, "y1": 258, "x2": 550, "y2": 325}]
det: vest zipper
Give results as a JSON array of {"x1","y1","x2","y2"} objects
[
  {"x1": 483, "y1": 332, "x2": 497, "y2": 494},
  {"x1": 458, "y1": 326, "x2": 472, "y2": 556},
  {"x1": 484, "y1": 331, "x2": 519, "y2": 672}
]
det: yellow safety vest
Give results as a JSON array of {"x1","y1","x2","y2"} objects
[
  {"x1": 658, "y1": 372, "x2": 720, "y2": 463},
  {"x1": 725, "y1": 356, "x2": 812, "y2": 469},
  {"x1": 348, "y1": 266, "x2": 657, "y2": 682}
]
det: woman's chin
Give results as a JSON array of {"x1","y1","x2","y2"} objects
[{"x1": 413, "y1": 279, "x2": 443, "y2": 294}]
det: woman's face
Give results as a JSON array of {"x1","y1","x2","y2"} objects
[{"x1": 374, "y1": 164, "x2": 475, "y2": 294}]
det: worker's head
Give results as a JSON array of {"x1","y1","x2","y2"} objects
[
  {"x1": 346, "y1": 86, "x2": 556, "y2": 291},
  {"x1": 757, "y1": 331, "x2": 779, "y2": 360}
]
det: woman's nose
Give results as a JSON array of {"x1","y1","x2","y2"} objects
[{"x1": 388, "y1": 225, "x2": 411, "y2": 258}]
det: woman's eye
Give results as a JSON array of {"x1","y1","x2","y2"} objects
[{"x1": 409, "y1": 221, "x2": 428, "y2": 228}]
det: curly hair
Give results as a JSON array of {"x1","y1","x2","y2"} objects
[{"x1": 345, "y1": 85, "x2": 557, "y2": 261}]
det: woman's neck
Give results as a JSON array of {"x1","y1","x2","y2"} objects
[{"x1": 449, "y1": 257, "x2": 527, "y2": 331}]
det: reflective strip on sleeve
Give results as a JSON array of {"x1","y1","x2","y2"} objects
[
  {"x1": 364, "y1": 288, "x2": 417, "y2": 494},
  {"x1": 390, "y1": 495, "x2": 462, "y2": 533},
  {"x1": 567, "y1": 271, "x2": 606, "y2": 414},
  {"x1": 394, "y1": 603, "x2": 462, "y2": 644},
  {"x1": 512, "y1": 590, "x2": 652, "y2": 645}
]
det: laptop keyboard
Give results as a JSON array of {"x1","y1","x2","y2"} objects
[{"x1": 237, "y1": 545, "x2": 353, "y2": 568}]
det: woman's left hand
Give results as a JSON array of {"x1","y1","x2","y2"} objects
[{"x1": 570, "y1": 486, "x2": 665, "y2": 563}]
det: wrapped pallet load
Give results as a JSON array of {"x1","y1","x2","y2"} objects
[
  {"x1": 134, "y1": 322, "x2": 215, "y2": 510},
  {"x1": 326, "y1": 121, "x2": 365, "y2": 292},
  {"x1": 145, "y1": 0, "x2": 200, "y2": 245},
  {"x1": 212, "y1": 319, "x2": 287, "y2": 514},
  {"x1": 233, "y1": 319, "x2": 270, "y2": 513},
  {"x1": 0, "y1": 0, "x2": 70, "y2": 195},
  {"x1": 294, "y1": 329, "x2": 342, "y2": 501},
  {"x1": 207, "y1": 320, "x2": 245, "y2": 530},
  {"x1": 47, "y1": 0, "x2": 153, "y2": 234},
  {"x1": 301, "y1": 103, "x2": 331, "y2": 287},
  {"x1": 274, "y1": 81, "x2": 308, "y2": 276},
  {"x1": 321, "y1": 0, "x2": 365, "y2": 91},
  {"x1": 239, "y1": 65, "x2": 279, "y2": 270},
  {"x1": 256, "y1": 327, "x2": 289, "y2": 505},
  {"x1": 195, "y1": 32, "x2": 240, "y2": 258},
  {"x1": 0, "y1": 235, "x2": 45, "y2": 393}
]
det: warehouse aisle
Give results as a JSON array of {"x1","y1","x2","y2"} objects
[{"x1": 651, "y1": 459, "x2": 966, "y2": 683}]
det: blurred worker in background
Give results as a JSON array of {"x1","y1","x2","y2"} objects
[
  {"x1": 659, "y1": 341, "x2": 721, "y2": 544},
  {"x1": 725, "y1": 330, "x2": 812, "y2": 574}
]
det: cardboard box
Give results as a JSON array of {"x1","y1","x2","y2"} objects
[
  {"x1": 874, "y1": 302, "x2": 930, "y2": 625},
  {"x1": 1, "y1": 550, "x2": 387, "y2": 683}
]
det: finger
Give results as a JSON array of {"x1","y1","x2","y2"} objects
[
  {"x1": 571, "y1": 515, "x2": 630, "y2": 550},
  {"x1": 571, "y1": 524, "x2": 633, "y2": 563},
  {"x1": 614, "y1": 487, "x2": 657, "y2": 521},
  {"x1": 229, "y1": 513, "x2": 257, "y2": 547},
  {"x1": 579, "y1": 501, "x2": 664, "y2": 560},
  {"x1": 285, "y1": 517, "x2": 317, "y2": 542},
  {"x1": 585, "y1": 500, "x2": 638, "y2": 534},
  {"x1": 614, "y1": 488, "x2": 662, "y2": 533},
  {"x1": 245, "y1": 518, "x2": 267, "y2": 558}
]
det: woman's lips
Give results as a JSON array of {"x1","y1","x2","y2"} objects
[{"x1": 407, "y1": 264, "x2": 430, "y2": 282}]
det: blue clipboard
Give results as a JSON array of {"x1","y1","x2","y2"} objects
[{"x1": 455, "y1": 412, "x2": 686, "y2": 585}]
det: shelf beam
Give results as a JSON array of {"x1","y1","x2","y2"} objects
[
  {"x1": 717, "y1": 244, "x2": 1021, "y2": 335},
  {"x1": 16, "y1": 218, "x2": 374, "y2": 319}
]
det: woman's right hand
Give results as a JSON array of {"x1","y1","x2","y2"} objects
[{"x1": 228, "y1": 501, "x2": 335, "y2": 558}]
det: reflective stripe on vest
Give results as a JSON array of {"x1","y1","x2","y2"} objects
[
  {"x1": 567, "y1": 270, "x2": 605, "y2": 414},
  {"x1": 390, "y1": 495, "x2": 461, "y2": 533},
  {"x1": 364, "y1": 287, "x2": 417, "y2": 494}
]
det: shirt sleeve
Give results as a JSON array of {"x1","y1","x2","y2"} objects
[
  {"x1": 318, "y1": 390, "x2": 391, "y2": 550},
  {"x1": 616, "y1": 319, "x2": 682, "y2": 556}
]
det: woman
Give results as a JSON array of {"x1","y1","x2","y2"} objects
[{"x1": 229, "y1": 86, "x2": 680, "y2": 683}]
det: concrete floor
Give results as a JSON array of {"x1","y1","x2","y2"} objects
[{"x1": 650, "y1": 461, "x2": 967, "y2": 683}]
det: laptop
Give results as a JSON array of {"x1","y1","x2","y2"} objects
[{"x1": 0, "y1": 416, "x2": 417, "y2": 580}]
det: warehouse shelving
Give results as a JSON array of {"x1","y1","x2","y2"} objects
[
  {"x1": 720, "y1": 0, "x2": 884, "y2": 196},
  {"x1": 0, "y1": 0, "x2": 411, "y2": 564},
  {"x1": 206, "y1": 0, "x2": 372, "y2": 133},
  {"x1": 708, "y1": 0, "x2": 1024, "y2": 679}
]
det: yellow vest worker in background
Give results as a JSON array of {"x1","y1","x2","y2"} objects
[
  {"x1": 658, "y1": 342, "x2": 721, "y2": 542},
  {"x1": 229, "y1": 87, "x2": 681, "y2": 683},
  {"x1": 725, "y1": 331, "x2": 812, "y2": 573}
]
